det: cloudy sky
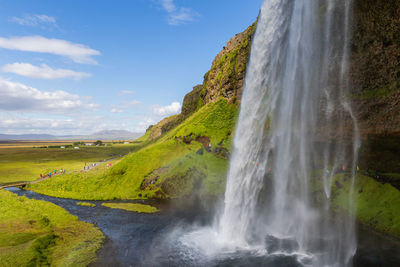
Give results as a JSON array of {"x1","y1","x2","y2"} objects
[{"x1": 0, "y1": 0, "x2": 262, "y2": 135}]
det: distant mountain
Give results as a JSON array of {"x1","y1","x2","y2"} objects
[
  {"x1": 68, "y1": 130, "x2": 142, "y2": 140},
  {"x1": 0, "y1": 130, "x2": 142, "y2": 141},
  {"x1": 0, "y1": 134, "x2": 57, "y2": 140}
]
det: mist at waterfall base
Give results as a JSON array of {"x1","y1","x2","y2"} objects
[{"x1": 158, "y1": 0, "x2": 360, "y2": 266}]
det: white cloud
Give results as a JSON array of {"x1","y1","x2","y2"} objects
[
  {"x1": 0, "y1": 113, "x2": 106, "y2": 135},
  {"x1": 0, "y1": 117, "x2": 74, "y2": 131},
  {"x1": 109, "y1": 100, "x2": 140, "y2": 114},
  {"x1": 123, "y1": 100, "x2": 140, "y2": 107},
  {"x1": 134, "y1": 117, "x2": 155, "y2": 132},
  {"x1": 0, "y1": 36, "x2": 100, "y2": 64},
  {"x1": 118, "y1": 90, "x2": 134, "y2": 96},
  {"x1": 110, "y1": 108, "x2": 123, "y2": 113},
  {"x1": 2, "y1": 63, "x2": 91, "y2": 80},
  {"x1": 0, "y1": 77, "x2": 97, "y2": 112},
  {"x1": 10, "y1": 14, "x2": 57, "y2": 28},
  {"x1": 161, "y1": 0, "x2": 176, "y2": 12},
  {"x1": 160, "y1": 0, "x2": 198, "y2": 25},
  {"x1": 152, "y1": 101, "x2": 181, "y2": 116}
]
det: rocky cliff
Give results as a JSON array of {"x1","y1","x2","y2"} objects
[
  {"x1": 144, "y1": 23, "x2": 256, "y2": 140},
  {"x1": 181, "y1": 23, "x2": 256, "y2": 115},
  {"x1": 350, "y1": 0, "x2": 400, "y2": 171}
]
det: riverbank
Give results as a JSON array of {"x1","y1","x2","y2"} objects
[
  {"x1": 5, "y1": 188, "x2": 400, "y2": 266},
  {"x1": 0, "y1": 189, "x2": 104, "y2": 266}
]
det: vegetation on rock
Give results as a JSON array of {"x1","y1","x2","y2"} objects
[{"x1": 331, "y1": 173, "x2": 400, "y2": 238}]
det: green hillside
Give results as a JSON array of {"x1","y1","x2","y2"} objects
[{"x1": 29, "y1": 99, "x2": 237, "y2": 200}]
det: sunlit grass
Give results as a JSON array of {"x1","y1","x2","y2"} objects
[
  {"x1": 77, "y1": 202, "x2": 96, "y2": 207},
  {"x1": 0, "y1": 144, "x2": 141, "y2": 184},
  {"x1": 29, "y1": 99, "x2": 237, "y2": 200},
  {"x1": 101, "y1": 202, "x2": 158, "y2": 213},
  {"x1": 0, "y1": 190, "x2": 104, "y2": 266}
]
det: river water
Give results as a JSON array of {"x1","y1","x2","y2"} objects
[{"x1": 7, "y1": 188, "x2": 400, "y2": 266}]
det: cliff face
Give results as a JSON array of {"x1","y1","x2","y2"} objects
[
  {"x1": 180, "y1": 23, "x2": 256, "y2": 117},
  {"x1": 144, "y1": 23, "x2": 256, "y2": 140},
  {"x1": 350, "y1": 0, "x2": 400, "y2": 171},
  {"x1": 202, "y1": 23, "x2": 256, "y2": 105},
  {"x1": 350, "y1": 0, "x2": 400, "y2": 137}
]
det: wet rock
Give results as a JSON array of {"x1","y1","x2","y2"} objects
[{"x1": 265, "y1": 235, "x2": 299, "y2": 254}]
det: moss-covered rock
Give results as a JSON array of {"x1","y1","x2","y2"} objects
[
  {"x1": 330, "y1": 173, "x2": 400, "y2": 238},
  {"x1": 202, "y1": 23, "x2": 256, "y2": 105},
  {"x1": 181, "y1": 85, "x2": 205, "y2": 117}
]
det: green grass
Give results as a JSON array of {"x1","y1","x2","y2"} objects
[
  {"x1": 0, "y1": 190, "x2": 104, "y2": 266},
  {"x1": 0, "y1": 144, "x2": 141, "y2": 184},
  {"x1": 330, "y1": 173, "x2": 400, "y2": 238},
  {"x1": 29, "y1": 99, "x2": 237, "y2": 200},
  {"x1": 101, "y1": 203, "x2": 158, "y2": 213},
  {"x1": 76, "y1": 202, "x2": 96, "y2": 207}
]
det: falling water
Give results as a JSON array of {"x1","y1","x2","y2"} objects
[{"x1": 218, "y1": 0, "x2": 360, "y2": 266}]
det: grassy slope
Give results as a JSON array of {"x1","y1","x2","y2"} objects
[
  {"x1": 330, "y1": 173, "x2": 400, "y2": 238},
  {"x1": 0, "y1": 190, "x2": 103, "y2": 266},
  {"x1": 29, "y1": 99, "x2": 237, "y2": 200},
  {"x1": 0, "y1": 144, "x2": 139, "y2": 184}
]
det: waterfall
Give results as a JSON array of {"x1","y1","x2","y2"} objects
[{"x1": 218, "y1": 0, "x2": 360, "y2": 266}]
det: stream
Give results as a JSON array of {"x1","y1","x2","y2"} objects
[{"x1": 7, "y1": 187, "x2": 400, "y2": 267}]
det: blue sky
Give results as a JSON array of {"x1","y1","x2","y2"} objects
[{"x1": 0, "y1": 0, "x2": 262, "y2": 135}]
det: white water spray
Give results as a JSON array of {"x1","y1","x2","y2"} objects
[{"x1": 218, "y1": 0, "x2": 360, "y2": 266}]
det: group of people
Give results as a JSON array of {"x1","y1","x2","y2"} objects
[
  {"x1": 39, "y1": 169, "x2": 66, "y2": 179},
  {"x1": 83, "y1": 162, "x2": 98, "y2": 171}
]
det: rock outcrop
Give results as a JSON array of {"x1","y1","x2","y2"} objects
[
  {"x1": 350, "y1": 0, "x2": 400, "y2": 171},
  {"x1": 179, "y1": 23, "x2": 256, "y2": 117},
  {"x1": 144, "y1": 23, "x2": 256, "y2": 140}
]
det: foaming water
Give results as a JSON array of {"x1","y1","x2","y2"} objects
[{"x1": 179, "y1": 0, "x2": 360, "y2": 266}]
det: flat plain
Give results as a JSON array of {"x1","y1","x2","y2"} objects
[{"x1": 0, "y1": 141, "x2": 139, "y2": 184}]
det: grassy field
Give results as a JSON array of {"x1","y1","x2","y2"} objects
[
  {"x1": 0, "y1": 190, "x2": 104, "y2": 266},
  {"x1": 0, "y1": 143, "x2": 143, "y2": 184}
]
